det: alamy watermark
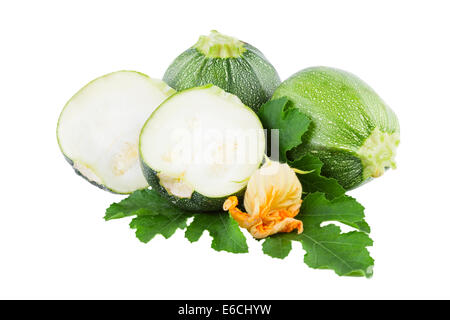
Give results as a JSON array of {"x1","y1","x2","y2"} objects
[{"x1": 161, "y1": 127, "x2": 280, "y2": 168}]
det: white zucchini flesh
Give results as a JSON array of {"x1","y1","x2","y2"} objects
[
  {"x1": 140, "y1": 85, "x2": 265, "y2": 198},
  {"x1": 57, "y1": 71, "x2": 174, "y2": 194}
]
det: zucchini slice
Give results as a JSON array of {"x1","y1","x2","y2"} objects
[
  {"x1": 57, "y1": 71, "x2": 175, "y2": 194},
  {"x1": 273, "y1": 66, "x2": 400, "y2": 190},
  {"x1": 163, "y1": 30, "x2": 281, "y2": 112},
  {"x1": 139, "y1": 85, "x2": 265, "y2": 211}
]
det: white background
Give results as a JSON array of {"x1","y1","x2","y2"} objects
[{"x1": 1, "y1": 0, "x2": 449, "y2": 299}]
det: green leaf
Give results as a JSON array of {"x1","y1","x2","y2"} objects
[
  {"x1": 300, "y1": 192, "x2": 370, "y2": 233},
  {"x1": 258, "y1": 97, "x2": 311, "y2": 162},
  {"x1": 104, "y1": 189, "x2": 187, "y2": 220},
  {"x1": 185, "y1": 213, "x2": 248, "y2": 253},
  {"x1": 130, "y1": 213, "x2": 192, "y2": 243},
  {"x1": 105, "y1": 189, "x2": 248, "y2": 253},
  {"x1": 263, "y1": 193, "x2": 374, "y2": 277},
  {"x1": 301, "y1": 225, "x2": 374, "y2": 277},
  {"x1": 105, "y1": 189, "x2": 193, "y2": 243},
  {"x1": 105, "y1": 186, "x2": 373, "y2": 277},
  {"x1": 290, "y1": 154, "x2": 346, "y2": 199},
  {"x1": 262, "y1": 235, "x2": 293, "y2": 259}
]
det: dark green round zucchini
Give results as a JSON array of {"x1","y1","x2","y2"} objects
[{"x1": 163, "y1": 30, "x2": 280, "y2": 112}]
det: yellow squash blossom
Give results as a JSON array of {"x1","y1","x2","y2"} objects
[{"x1": 223, "y1": 160, "x2": 304, "y2": 239}]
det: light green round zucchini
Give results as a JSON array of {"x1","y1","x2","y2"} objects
[
  {"x1": 163, "y1": 30, "x2": 280, "y2": 112},
  {"x1": 272, "y1": 66, "x2": 400, "y2": 190},
  {"x1": 139, "y1": 85, "x2": 265, "y2": 211}
]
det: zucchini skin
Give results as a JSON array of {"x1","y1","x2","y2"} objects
[
  {"x1": 140, "y1": 159, "x2": 245, "y2": 212},
  {"x1": 63, "y1": 155, "x2": 115, "y2": 194},
  {"x1": 273, "y1": 66, "x2": 400, "y2": 190},
  {"x1": 163, "y1": 43, "x2": 280, "y2": 112}
]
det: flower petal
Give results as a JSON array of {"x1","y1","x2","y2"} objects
[
  {"x1": 250, "y1": 217, "x2": 303, "y2": 239},
  {"x1": 223, "y1": 160, "x2": 304, "y2": 239}
]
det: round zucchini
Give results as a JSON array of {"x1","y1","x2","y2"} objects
[
  {"x1": 139, "y1": 85, "x2": 265, "y2": 211},
  {"x1": 163, "y1": 30, "x2": 281, "y2": 112},
  {"x1": 57, "y1": 71, "x2": 175, "y2": 194},
  {"x1": 272, "y1": 66, "x2": 400, "y2": 190}
]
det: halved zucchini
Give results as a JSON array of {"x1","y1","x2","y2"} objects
[
  {"x1": 139, "y1": 85, "x2": 265, "y2": 211},
  {"x1": 57, "y1": 71, "x2": 175, "y2": 194}
]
